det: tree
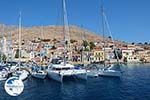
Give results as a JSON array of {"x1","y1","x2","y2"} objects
[
  {"x1": 82, "y1": 40, "x2": 89, "y2": 48},
  {"x1": 89, "y1": 41, "x2": 95, "y2": 50},
  {"x1": 132, "y1": 42, "x2": 135, "y2": 45},
  {"x1": 51, "y1": 46, "x2": 56, "y2": 49},
  {"x1": 52, "y1": 38, "x2": 57, "y2": 42},
  {"x1": 15, "y1": 49, "x2": 20, "y2": 58},
  {"x1": 138, "y1": 42, "x2": 142, "y2": 45},
  {"x1": 0, "y1": 53, "x2": 7, "y2": 62},
  {"x1": 82, "y1": 40, "x2": 91, "y2": 51},
  {"x1": 108, "y1": 36, "x2": 112, "y2": 39},
  {"x1": 114, "y1": 49, "x2": 122, "y2": 59},
  {"x1": 70, "y1": 39, "x2": 77, "y2": 44},
  {"x1": 84, "y1": 47, "x2": 90, "y2": 51},
  {"x1": 144, "y1": 42, "x2": 148, "y2": 45},
  {"x1": 38, "y1": 37, "x2": 41, "y2": 40},
  {"x1": 123, "y1": 57, "x2": 127, "y2": 62}
]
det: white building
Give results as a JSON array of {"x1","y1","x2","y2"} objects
[{"x1": 122, "y1": 48, "x2": 140, "y2": 63}]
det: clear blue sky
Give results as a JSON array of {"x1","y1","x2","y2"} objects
[{"x1": 0, "y1": 0, "x2": 149, "y2": 43}]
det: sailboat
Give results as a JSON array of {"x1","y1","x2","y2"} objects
[
  {"x1": 31, "y1": 68, "x2": 47, "y2": 79},
  {"x1": 12, "y1": 12, "x2": 29, "y2": 81},
  {"x1": 31, "y1": 63, "x2": 47, "y2": 79},
  {"x1": 0, "y1": 64, "x2": 9, "y2": 81},
  {"x1": 31, "y1": 40, "x2": 47, "y2": 79},
  {"x1": 86, "y1": 69, "x2": 99, "y2": 77},
  {"x1": 98, "y1": 1, "x2": 122, "y2": 77},
  {"x1": 78, "y1": 27, "x2": 99, "y2": 78},
  {"x1": 99, "y1": 64, "x2": 122, "y2": 77},
  {"x1": 7, "y1": 32, "x2": 18, "y2": 70},
  {"x1": 47, "y1": 0, "x2": 87, "y2": 82},
  {"x1": 0, "y1": 25, "x2": 9, "y2": 81}
]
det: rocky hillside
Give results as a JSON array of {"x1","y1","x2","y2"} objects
[{"x1": 0, "y1": 24, "x2": 126, "y2": 46}]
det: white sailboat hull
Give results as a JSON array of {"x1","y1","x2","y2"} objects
[
  {"x1": 13, "y1": 70, "x2": 29, "y2": 81},
  {"x1": 47, "y1": 69, "x2": 87, "y2": 82},
  {"x1": 75, "y1": 73, "x2": 87, "y2": 80},
  {"x1": 87, "y1": 70, "x2": 99, "y2": 77},
  {"x1": 0, "y1": 71, "x2": 8, "y2": 81},
  {"x1": 47, "y1": 71, "x2": 63, "y2": 82},
  {"x1": 99, "y1": 70, "x2": 121, "y2": 77},
  {"x1": 32, "y1": 72, "x2": 47, "y2": 79},
  {"x1": 0, "y1": 77, "x2": 7, "y2": 81}
]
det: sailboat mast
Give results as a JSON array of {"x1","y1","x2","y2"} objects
[
  {"x1": 81, "y1": 25, "x2": 85, "y2": 64},
  {"x1": 1, "y1": 24, "x2": 4, "y2": 63},
  {"x1": 19, "y1": 12, "x2": 22, "y2": 69},
  {"x1": 101, "y1": 0, "x2": 106, "y2": 67},
  {"x1": 8, "y1": 32, "x2": 13, "y2": 62},
  {"x1": 10, "y1": 32, "x2": 13, "y2": 62},
  {"x1": 41, "y1": 25, "x2": 44, "y2": 40},
  {"x1": 101, "y1": 2, "x2": 120, "y2": 65},
  {"x1": 63, "y1": 0, "x2": 70, "y2": 65},
  {"x1": 40, "y1": 26, "x2": 44, "y2": 67}
]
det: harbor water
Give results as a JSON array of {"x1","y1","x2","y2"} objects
[{"x1": 0, "y1": 64, "x2": 150, "y2": 100}]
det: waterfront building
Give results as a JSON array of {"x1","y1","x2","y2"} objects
[
  {"x1": 122, "y1": 48, "x2": 140, "y2": 63},
  {"x1": 136, "y1": 49, "x2": 150, "y2": 63},
  {"x1": 90, "y1": 47, "x2": 105, "y2": 63}
]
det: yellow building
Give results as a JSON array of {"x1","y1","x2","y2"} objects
[{"x1": 90, "y1": 48, "x2": 105, "y2": 63}]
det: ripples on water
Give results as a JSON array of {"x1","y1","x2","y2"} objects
[{"x1": 0, "y1": 64, "x2": 150, "y2": 100}]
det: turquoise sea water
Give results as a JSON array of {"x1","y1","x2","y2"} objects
[{"x1": 0, "y1": 64, "x2": 150, "y2": 100}]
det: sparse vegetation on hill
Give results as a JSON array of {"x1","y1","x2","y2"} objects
[
  {"x1": 0, "y1": 24, "x2": 148, "y2": 49},
  {"x1": 0, "y1": 25, "x2": 102, "y2": 42}
]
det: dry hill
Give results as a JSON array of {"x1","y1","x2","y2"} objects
[{"x1": 0, "y1": 24, "x2": 126, "y2": 46}]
